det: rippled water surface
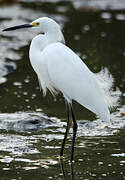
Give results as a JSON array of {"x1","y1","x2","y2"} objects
[{"x1": 0, "y1": 0, "x2": 125, "y2": 179}]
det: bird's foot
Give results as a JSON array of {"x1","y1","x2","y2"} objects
[{"x1": 59, "y1": 155, "x2": 64, "y2": 160}]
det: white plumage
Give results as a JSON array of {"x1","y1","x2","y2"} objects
[{"x1": 29, "y1": 17, "x2": 110, "y2": 123}]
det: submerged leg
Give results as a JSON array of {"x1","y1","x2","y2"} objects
[
  {"x1": 69, "y1": 104, "x2": 77, "y2": 163},
  {"x1": 60, "y1": 100, "x2": 72, "y2": 158}
]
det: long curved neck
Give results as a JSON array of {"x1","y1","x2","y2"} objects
[
  {"x1": 29, "y1": 31, "x2": 59, "y2": 63},
  {"x1": 30, "y1": 34, "x2": 48, "y2": 52},
  {"x1": 30, "y1": 29, "x2": 65, "y2": 53},
  {"x1": 46, "y1": 26, "x2": 65, "y2": 44}
]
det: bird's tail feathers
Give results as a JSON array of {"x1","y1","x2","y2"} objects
[{"x1": 95, "y1": 68, "x2": 121, "y2": 111}]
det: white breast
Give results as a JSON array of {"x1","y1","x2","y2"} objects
[{"x1": 29, "y1": 35, "x2": 57, "y2": 96}]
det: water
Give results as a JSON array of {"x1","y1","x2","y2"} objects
[{"x1": 0, "y1": 0, "x2": 125, "y2": 179}]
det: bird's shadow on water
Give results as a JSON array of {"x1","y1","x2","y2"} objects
[{"x1": 59, "y1": 159, "x2": 74, "y2": 180}]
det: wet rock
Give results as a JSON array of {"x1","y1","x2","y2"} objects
[{"x1": 0, "y1": 112, "x2": 55, "y2": 132}]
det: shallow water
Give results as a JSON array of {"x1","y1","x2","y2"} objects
[{"x1": 0, "y1": 0, "x2": 125, "y2": 179}]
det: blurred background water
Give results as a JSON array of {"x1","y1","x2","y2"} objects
[{"x1": 0, "y1": 0, "x2": 125, "y2": 179}]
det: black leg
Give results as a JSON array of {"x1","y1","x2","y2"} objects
[
  {"x1": 69, "y1": 104, "x2": 77, "y2": 163},
  {"x1": 60, "y1": 100, "x2": 72, "y2": 158}
]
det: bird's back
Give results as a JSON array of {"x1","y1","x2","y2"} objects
[{"x1": 42, "y1": 42, "x2": 110, "y2": 123}]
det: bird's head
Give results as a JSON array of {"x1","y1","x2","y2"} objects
[
  {"x1": 3, "y1": 17, "x2": 65, "y2": 43},
  {"x1": 3, "y1": 17, "x2": 57, "y2": 31}
]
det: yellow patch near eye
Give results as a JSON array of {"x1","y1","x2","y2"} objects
[{"x1": 31, "y1": 22, "x2": 40, "y2": 26}]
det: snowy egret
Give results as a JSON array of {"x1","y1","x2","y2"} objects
[{"x1": 3, "y1": 17, "x2": 110, "y2": 162}]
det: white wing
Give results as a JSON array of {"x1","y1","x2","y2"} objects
[{"x1": 43, "y1": 42, "x2": 110, "y2": 123}]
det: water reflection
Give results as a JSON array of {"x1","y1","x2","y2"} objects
[{"x1": 60, "y1": 159, "x2": 75, "y2": 180}]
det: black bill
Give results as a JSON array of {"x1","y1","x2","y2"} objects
[{"x1": 3, "y1": 24, "x2": 33, "y2": 31}]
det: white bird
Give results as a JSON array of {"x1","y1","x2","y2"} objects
[{"x1": 3, "y1": 17, "x2": 110, "y2": 162}]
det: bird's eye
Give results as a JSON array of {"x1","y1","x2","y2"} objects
[
  {"x1": 31, "y1": 22, "x2": 40, "y2": 26},
  {"x1": 36, "y1": 22, "x2": 40, "y2": 26}
]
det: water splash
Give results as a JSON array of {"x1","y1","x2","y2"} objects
[{"x1": 78, "y1": 106, "x2": 125, "y2": 137}]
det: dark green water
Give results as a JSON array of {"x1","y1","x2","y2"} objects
[{"x1": 0, "y1": 0, "x2": 125, "y2": 179}]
